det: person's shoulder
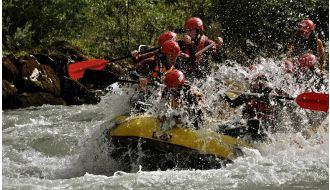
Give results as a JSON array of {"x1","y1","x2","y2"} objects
[{"x1": 177, "y1": 39, "x2": 185, "y2": 46}]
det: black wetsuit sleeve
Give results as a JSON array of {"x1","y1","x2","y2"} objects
[{"x1": 221, "y1": 94, "x2": 248, "y2": 107}]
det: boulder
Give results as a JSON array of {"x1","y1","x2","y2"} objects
[
  {"x1": 2, "y1": 80, "x2": 21, "y2": 109},
  {"x1": 80, "y1": 69, "x2": 119, "y2": 89},
  {"x1": 15, "y1": 55, "x2": 61, "y2": 96},
  {"x1": 60, "y1": 77, "x2": 101, "y2": 105},
  {"x1": 18, "y1": 92, "x2": 66, "y2": 108},
  {"x1": 2, "y1": 57, "x2": 19, "y2": 83},
  {"x1": 34, "y1": 52, "x2": 76, "y2": 77}
]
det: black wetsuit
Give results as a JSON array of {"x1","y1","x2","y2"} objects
[
  {"x1": 161, "y1": 83, "x2": 204, "y2": 129},
  {"x1": 220, "y1": 87, "x2": 280, "y2": 141},
  {"x1": 288, "y1": 31, "x2": 318, "y2": 56}
]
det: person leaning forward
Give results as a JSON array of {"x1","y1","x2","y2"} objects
[
  {"x1": 219, "y1": 74, "x2": 288, "y2": 141},
  {"x1": 157, "y1": 69, "x2": 205, "y2": 130},
  {"x1": 133, "y1": 40, "x2": 181, "y2": 89}
]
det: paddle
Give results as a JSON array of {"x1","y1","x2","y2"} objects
[
  {"x1": 227, "y1": 90, "x2": 329, "y2": 112},
  {"x1": 68, "y1": 47, "x2": 159, "y2": 80},
  {"x1": 79, "y1": 69, "x2": 139, "y2": 86}
]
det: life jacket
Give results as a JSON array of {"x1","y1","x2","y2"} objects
[
  {"x1": 183, "y1": 34, "x2": 208, "y2": 64},
  {"x1": 150, "y1": 57, "x2": 174, "y2": 81},
  {"x1": 290, "y1": 31, "x2": 318, "y2": 56}
]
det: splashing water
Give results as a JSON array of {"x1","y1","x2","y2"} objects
[{"x1": 2, "y1": 58, "x2": 328, "y2": 189}]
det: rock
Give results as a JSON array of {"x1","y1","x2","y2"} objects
[
  {"x1": 105, "y1": 63, "x2": 126, "y2": 77},
  {"x1": 60, "y1": 77, "x2": 101, "y2": 105},
  {"x1": 47, "y1": 53, "x2": 72, "y2": 76},
  {"x1": 2, "y1": 80, "x2": 21, "y2": 109},
  {"x1": 15, "y1": 55, "x2": 61, "y2": 96},
  {"x1": 2, "y1": 57, "x2": 19, "y2": 83},
  {"x1": 80, "y1": 69, "x2": 119, "y2": 89},
  {"x1": 18, "y1": 92, "x2": 66, "y2": 108},
  {"x1": 38, "y1": 64, "x2": 61, "y2": 96}
]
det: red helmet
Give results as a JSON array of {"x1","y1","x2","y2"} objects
[
  {"x1": 164, "y1": 69, "x2": 186, "y2": 88},
  {"x1": 184, "y1": 17, "x2": 204, "y2": 31},
  {"x1": 161, "y1": 40, "x2": 181, "y2": 57},
  {"x1": 158, "y1": 31, "x2": 177, "y2": 47},
  {"x1": 297, "y1": 19, "x2": 315, "y2": 33},
  {"x1": 298, "y1": 53, "x2": 317, "y2": 69}
]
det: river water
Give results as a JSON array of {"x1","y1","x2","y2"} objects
[{"x1": 2, "y1": 59, "x2": 329, "y2": 189}]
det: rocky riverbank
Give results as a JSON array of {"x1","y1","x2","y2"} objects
[
  {"x1": 2, "y1": 39, "x2": 287, "y2": 110},
  {"x1": 2, "y1": 42, "x2": 128, "y2": 110}
]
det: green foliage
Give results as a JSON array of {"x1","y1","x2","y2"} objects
[
  {"x1": 211, "y1": 0, "x2": 329, "y2": 45},
  {"x1": 2, "y1": 0, "x2": 329, "y2": 57}
]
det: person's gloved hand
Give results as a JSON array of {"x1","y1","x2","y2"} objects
[
  {"x1": 215, "y1": 37, "x2": 223, "y2": 48},
  {"x1": 139, "y1": 78, "x2": 149, "y2": 90},
  {"x1": 284, "y1": 59, "x2": 293, "y2": 73},
  {"x1": 131, "y1": 50, "x2": 139, "y2": 60},
  {"x1": 183, "y1": 34, "x2": 192, "y2": 44}
]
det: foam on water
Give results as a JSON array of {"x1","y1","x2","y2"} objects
[{"x1": 2, "y1": 57, "x2": 328, "y2": 189}]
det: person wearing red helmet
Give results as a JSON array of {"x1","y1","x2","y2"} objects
[
  {"x1": 220, "y1": 74, "x2": 289, "y2": 141},
  {"x1": 285, "y1": 19, "x2": 326, "y2": 73},
  {"x1": 130, "y1": 31, "x2": 178, "y2": 79},
  {"x1": 298, "y1": 53, "x2": 317, "y2": 71},
  {"x1": 128, "y1": 39, "x2": 182, "y2": 112},
  {"x1": 131, "y1": 31, "x2": 177, "y2": 68},
  {"x1": 294, "y1": 53, "x2": 325, "y2": 90},
  {"x1": 135, "y1": 40, "x2": 181, "y2": 89},
  {"x1": 178, "y1": 17, "x2": 224, "y2": 79},
  {"x1": 158, "y1": 31, "x2": 178, "y2": 47},
  {"x1": 158, "y1": 69, "x2": 205, "y2": 130}
]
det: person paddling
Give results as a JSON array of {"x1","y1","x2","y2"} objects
[
  {"x1": 131, "y1": 31, "x2": 178, "y2": 75},
  {"x1": 178, "y1": 17, "x2": 224, "y2": 79},
  {"x1": 135, "y1": 40, "x2": 181, "y2": 89},
  {"x1": 128, "y1": 40, "x2": 182, "y2": 112},
  {"x1": 285, "y1": 19, "x2": 326, "y2": 74},
  {"x1": 284, "y1": 53, "x2": 326, "y2": 91},
  {"x1": 219, "y1": 74, "x2": 288, "y2": 141},
  {"x1": 154, "y1": 69, "x2": 205, "y2": 130}
]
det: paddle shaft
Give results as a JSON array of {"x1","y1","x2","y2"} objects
[
  {"x1": 227, "y1": 89, "x2": 328, "y2": 112},
  {"x1": 117, "y1": 79, "x2": 139, "y2": 84},
  {"x1": 195, "y1": 42, "x2": 215, "y2": 57},
  {"x1": 227, "y1": 89, "x2": 295, "y2": 100},
  {"x1": 110, "y1": 47, "x2": 160, "y2": 63}
]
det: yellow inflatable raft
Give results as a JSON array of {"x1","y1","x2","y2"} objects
[{"x1": 108, "y1": 115, "x2": 254, "y2": 171}]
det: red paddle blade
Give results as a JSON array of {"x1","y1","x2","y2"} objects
[
  {"x1": 295, "y1": 92, "x2": 329, "y2": 112},
  {"x1": 68, "y1": 59, "x2": 109, "y2": 80}
]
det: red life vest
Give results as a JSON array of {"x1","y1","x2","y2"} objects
[
  {"x1": 184, "y1": 35, "x2": 207, "y2": 64},
  {"x1": 150, "y1": 61, "x2": 173, "y2": 80}
]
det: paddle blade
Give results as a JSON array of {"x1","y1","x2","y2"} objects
[
  {"x1": 68, "y1": 59, "x2": 109, "y2": 80},
  {"x1": 295, "y1": 92, "x2": 329, "y2": 112}
]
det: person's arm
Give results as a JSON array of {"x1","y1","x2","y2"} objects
[
  {"x1": 316, "y1": 35, "x2": 326, "y2": 74},
  {"x1": 286, "y1": 41, "x2": 294, "y2": 59},
  {"x1": 210, "y1": 37, "x2": 224, "y2": 62},
  {"x1": 135, "y1": 57, "x2": 156, "y2": 71},
  {"x1": 135, "y1": 58, "x2": 157, "y2": 89},
  {"x1": 131, "y1": 50, "x2": 157, "y2": 63},
  {"x1": 221, "y1": 93, "x2": 248, "y2": 108}
]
